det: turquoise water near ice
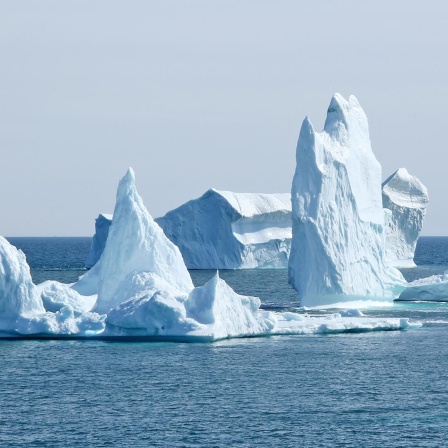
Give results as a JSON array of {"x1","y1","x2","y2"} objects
[{"x1": 2, "y1": 236, "x2": 448, "y2": 447}]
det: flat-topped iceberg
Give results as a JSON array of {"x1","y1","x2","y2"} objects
[
  {"x1": 156, "y1": 189, "x2": 292, "y2": 269},
  {"x1": 382, "y1": 168, "x2": 428, "y2": 268},
  {"x1": 288, "y1": 94, "x2": 406, "y2": 307}
]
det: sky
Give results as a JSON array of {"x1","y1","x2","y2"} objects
[{"x1": 0, "y1": 0, "x2": 447, "y2": 236}]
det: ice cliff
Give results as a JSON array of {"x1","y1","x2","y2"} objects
[
  {"x1": 382, "y1": 168, "x2": 428, "y2": 268},
  {"x1": 288, "y1": 94, "x2": 406, "y2": 307},
  {"x1": 157, "y1": 189, "x2": 291, "y2": 269}
]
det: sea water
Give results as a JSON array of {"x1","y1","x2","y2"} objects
[{"x1": 1, "y1": 237, "x2": 448, "y2": 447}]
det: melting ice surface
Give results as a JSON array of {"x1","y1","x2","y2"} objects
[{"x1": 0, "y1": 168, "x2": 420, "y2": 339}]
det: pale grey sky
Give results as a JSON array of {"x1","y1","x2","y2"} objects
[{"x1": 1, "y1": 0, "x2": 447, "y2": 236}]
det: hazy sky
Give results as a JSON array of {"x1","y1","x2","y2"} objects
[{"x1": 1, "y1": 1, "x2": 447, "y2": 236}]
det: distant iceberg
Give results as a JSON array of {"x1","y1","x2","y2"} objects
[
  {"x1": 382, "y1": 168, "x2": 428, "y2": 268},
  {"x1": 85, "y1": 214, "x2": 112, "y2": 269},
  {"x1": 399, "y1": 271, "x2": 448, "y2": 302},
  {"x1": 157, "y1": 189, "x2": 292, "y2": 269},
  {"x1": 85, "y1": 176, "x2": 428, "y2": 273},
  {"x1": 85, "y1": 190, "x2": 291, "y2": 270},
  {"x1": 288, "y1": 94, "x2": 406, "y2": 307}
]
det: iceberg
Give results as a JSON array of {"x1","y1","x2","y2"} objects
[
  {"x1": 399, "y1": 271, "x2": 448, "y2": 302},
  {"x1": 288, "y1": 94, "x2": 406, "y2": 307},
  {"x1": 0, "y1": 236, "x2": 105, "y2": 336},
  {"x1": 157, "y1": 189, "x2": 291, "y2": 269},
  {"x1": 382, "y1": 168, "x2": 428, "y2": 268},
  {"x1": 0, "y1": 236, "x2": 45, "y2": 331},
  {"x1": 0, "y1": 168, "x2": 418, "y2": 340},
  {"x1": 85, "y1": 213, "x2": 112, "y2": 269},
  {"x1": 73, "y1": 168, "x2": 194, "y2": 313},
  {"x1": 77, "y1": 168, "x2": 414, "y2": 339},
  {"x1": 85, "y1": 189, "x2": 292, "y2": 270}
]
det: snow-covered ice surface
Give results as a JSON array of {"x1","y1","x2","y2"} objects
[
  {"x1": 288, "y1": 94, "x2": 406, "y2": 307},
  {"x1": 156, "y1": 189, "x2": 292, "y2": 269},
  {"x1": 37, "y1": 281, "x2": 96, "y2": 314},
  {"x1": 382, "y1": 168, "x2": 428, "y2": 268},
  {"x1": 84, "y1": 213, "x2": 112, "y2": 269},
  {"x1": 399, "y1": 271, "x2": 448, "y2": 302}
]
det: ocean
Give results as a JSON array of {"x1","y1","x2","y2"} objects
[{"x1": 1, "y1": 237, "x2": 448, "y2": 447}]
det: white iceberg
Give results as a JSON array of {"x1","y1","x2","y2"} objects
[
  {"x1": 73, "y1": 168, "x2": 194, "y2": 313},
  {"x1": 399, "y1": 271, "x2": 448, "y2": 302},
  {"x1": 0, "y1": 236, "x2": 105, "y2": 336},
  {"x1": 77, "y1": 168, "x2": 415, "y2": 339},
  {"x1": 382, "y1": 168, "x2": 428, "y2": 268},
  {"x1": 157, "y1": 189, "x2": 291, "y2": 269},
  {"x1": 85, "y1": 213, "x2": 112, "y2": 269},
  {"x1": 288, "y1": 93, "x2": 406, "y2": 307},
  {"x1": 0, "y1": 168, "x2": 418, "y2": 340},
  {"x1": 85, "y1": 189, "x2": 291, "y2": 270}
]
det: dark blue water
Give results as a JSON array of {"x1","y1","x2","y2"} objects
[{"x1": 2, "y1": 236, "x2": 448, "y2": 447}]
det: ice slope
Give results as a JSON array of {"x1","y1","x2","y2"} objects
[
  {"x1": 0, "y1": 237, "x2": 105, "y2": 336},
  {"x1": 288, "y1": 94, "x2": 406, "y2": 307},
  {"x1": 85, "y1": 214, "x2": 112, "y2": 269},
  {"x1": 382, "y1": 168, "x2": 428, "y2": 268},
  {"x1": 399, "y1": 271, "x2": 448, "y2": 301},
  {"x1": 73, "y1": 168, "x2": 194, "y2": 313},
  {"x1": 156, "y1": 189, "x2": 292, "y2": 269}
]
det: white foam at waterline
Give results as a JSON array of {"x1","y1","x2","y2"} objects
[{"x1": 301, "y1": 300, "x2": 395, "y2": 311}]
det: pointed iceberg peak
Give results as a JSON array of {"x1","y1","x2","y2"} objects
[
  {"x1": 74, "y1": 168, "x2": 194, "y2": 313},
  {"x1": 324, "y1": 93, "x2": 369, "y2": 139},
  {"x1": 300, "y1": 115, "x2": 315, "y2": 137},
  {"x1": 116, "y1": 167, "x2": 139, "y2": 204},
  {"x1": 289, "y1": 94, "x2": 405, "y2": 306},
  {"x1": 124, "y1": 166, "x2": 135, "y2": 181}
]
